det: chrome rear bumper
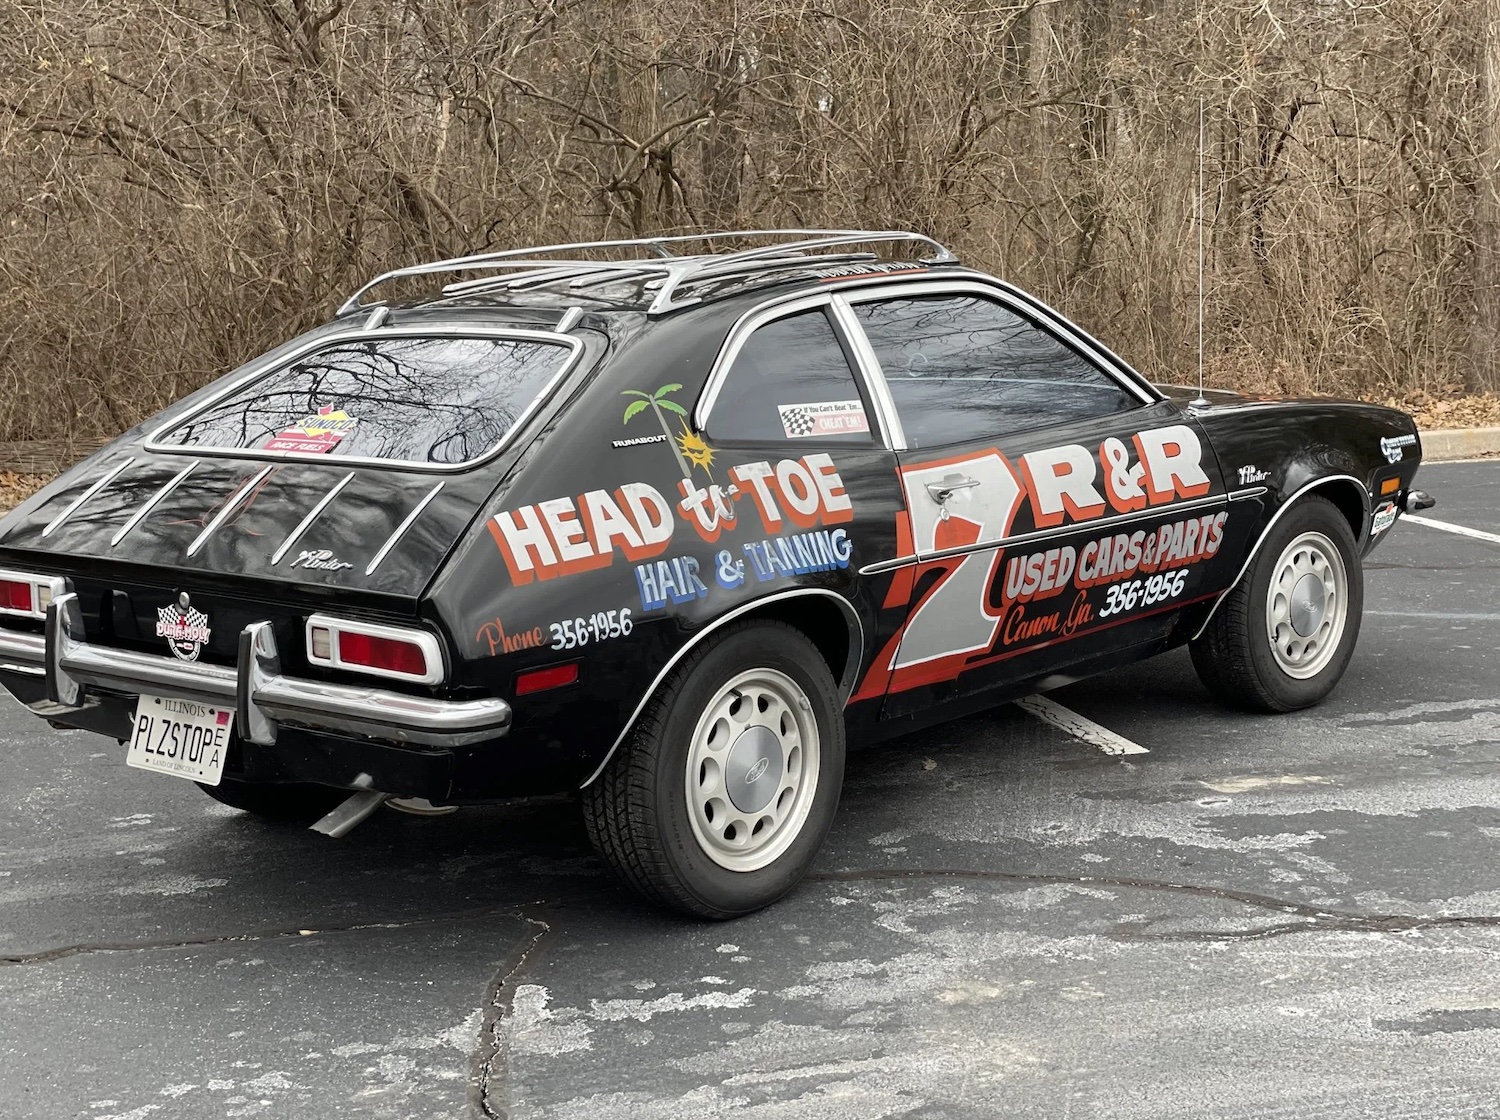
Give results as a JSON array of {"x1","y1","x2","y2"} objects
[{"x1": 0, "y1": 593, "x2": 509, "y2": 749}]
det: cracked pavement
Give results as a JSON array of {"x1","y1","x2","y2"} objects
[{"x1": 2, "y1": 460, "x2": 1498, "y2": 1118}]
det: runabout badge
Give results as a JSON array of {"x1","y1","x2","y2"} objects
[{"x1": 157, "y1": 592, "x2": 211, "y2": 662}]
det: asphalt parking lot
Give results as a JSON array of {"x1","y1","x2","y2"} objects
[{"x1": 2, "y1": 459, "x2": 1497, "y2": 1120}]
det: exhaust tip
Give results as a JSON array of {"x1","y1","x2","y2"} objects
[{"x1": 310, "y1": 790, "x2": 390, "y2": 837}]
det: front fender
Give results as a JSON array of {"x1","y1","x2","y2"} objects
[{"x1": 1189, "y1": 399, "x2": 1422, "y2": 638}]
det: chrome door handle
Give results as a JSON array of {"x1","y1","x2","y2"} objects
[{"x1": 925, "y1": 475, "x2": 980, "y2": 504}]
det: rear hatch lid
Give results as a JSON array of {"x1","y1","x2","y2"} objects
[{"x1": 0, "y1": 324, "x2": 587, "y2": 662}]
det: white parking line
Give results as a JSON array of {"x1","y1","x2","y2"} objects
[
  {"x1": 1016, "y1": 695, "x2": 1150, "y2": 756},
  {"x1": 1405, "y1": 514, "x2": 1500, "y2": 547}
]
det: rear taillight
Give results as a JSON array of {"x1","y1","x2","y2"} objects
[
  {"x1": 0, "y1": 569, "x2": 63, "y2": 620},
  {"x1": 305, "y1": 614, "x2": 444, "y2": 685},
  {"x1": 338, "y1": 631, "x2": 429, "y2": 678},
  {"x1": 0, "y1": 580, "x2": 32, "y2": 614}
]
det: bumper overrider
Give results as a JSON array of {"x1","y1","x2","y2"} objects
[{"x1": 0, "y1": 592, "x2": 510, "y2": 751}]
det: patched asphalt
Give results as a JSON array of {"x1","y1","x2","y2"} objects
[{"x1": 2, "y1": 461, "x2": 1498, "y2": 1118}]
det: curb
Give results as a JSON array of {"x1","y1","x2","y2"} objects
[{"x1": 1420, "y1": 427, "x2": 1500, "y2": 462}]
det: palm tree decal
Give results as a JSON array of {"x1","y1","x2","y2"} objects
[{"x1": 623, "y1": 383, "x2": 693, "y2": 478}]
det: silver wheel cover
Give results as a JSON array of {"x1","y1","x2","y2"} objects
[
  {"x1": 1265, "y1": 530, "x2": 1349, "y2": 680},
  {"x1": 684, "y1": 667, "x2": 821, "y2": 873}
]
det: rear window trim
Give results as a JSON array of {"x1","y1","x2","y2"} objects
[{"x1": 143, "y1": 325, "x2": 585, "y2": 473}]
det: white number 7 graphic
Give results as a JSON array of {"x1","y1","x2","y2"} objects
[{"x1": 890, "y1": 452, "x2": 1026, "y2": 679}]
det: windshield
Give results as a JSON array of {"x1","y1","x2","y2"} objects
[{"x1": 156, "y1": 333, "x2": 574, "y2": 466}]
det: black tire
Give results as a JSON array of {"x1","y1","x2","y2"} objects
[
  {"x1": 1191, "y1": 495, "x2": 1363, "y2": 712},
  {"x1": 581, "y1": 620, "x2": 846, "y2": 919},
  {"x1": 197, "y1": 779, "x2": 348, "y2": 824}
]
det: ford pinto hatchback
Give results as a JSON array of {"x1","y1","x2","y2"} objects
[{"x1": 0, "y1": 231, "x2": 1433, "y2": 917}]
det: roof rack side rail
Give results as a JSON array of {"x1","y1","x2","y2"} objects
[
  {"x1": 335, "y1": 229, "x2": 959, "y2": 317},
  {"x1": 645, "y1": 232, "x2": 959, "y2": 315}
]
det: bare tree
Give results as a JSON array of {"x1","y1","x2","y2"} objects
[{"x1": 0, "y1": 0, "x2": 1493, "y2": 445}]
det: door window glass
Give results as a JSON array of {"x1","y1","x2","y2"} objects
[
  {"x1": 853, "y1": 295, "x2": 1136, "y2": 447},
  {"x1": 706, "y1": 309, "x2": 874, "y2": 444}
]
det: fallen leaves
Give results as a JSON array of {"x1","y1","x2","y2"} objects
[
  {"x1": 0, "y1": 472, "x2": 48, "y2": 511},
  {"x1": 1387, "y1": 391, "x2": 1500, "y2": 431}
]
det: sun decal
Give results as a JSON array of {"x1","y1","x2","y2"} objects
[{"x1": 676, "y1": 427, "x2": 716, "y2": 473}]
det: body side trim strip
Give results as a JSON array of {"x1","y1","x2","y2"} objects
[
  {"x1": 271, "y1": 472, "x2": 357, "y2": 566},
  {"x1": 110, "y1": 462, "x2": 197, "y2": 548},
  {"x1": 186, "y1": 465, "x2": 275, "y2": 557},
  {"x1": 1228, "y1": 486, "x2": 1270, "y2": 502},
  {"x1": 42, "y1": 459, "x2": 135, "y2": 539},
  {"x1": 365, "y1": 482, "x2": 444, "y2": 576},
  {"x1": 579, "y1": 587, "x2": 865, "y2": 789},
  {"x1": 1189, "y1": 473, "x2": 1368, "y2": 641},
  {"x1": 858, "y1": 493, "x2": 1230, "y2": 576}
]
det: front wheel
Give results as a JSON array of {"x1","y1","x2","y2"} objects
[
  {"x1": 1190, "y1": 494, "x2": 1363, "y2": 712},
  {"x1": 581, "y1": 621, "x2": 845, "y2": 919}
]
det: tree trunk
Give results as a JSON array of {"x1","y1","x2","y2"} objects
[{"x1": 1473, "y1": 0, "x2": 1500, "y2": 391}]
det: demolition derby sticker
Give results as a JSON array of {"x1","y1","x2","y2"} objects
[
  {"x1": 778, "y1": 400, "x2": 870, "y2": 439},
  {"x1": 263, "y1": 406, "x2": 358, "y2": 454}
]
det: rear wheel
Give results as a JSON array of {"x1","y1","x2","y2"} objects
[
  {"x1": 1191, "y1": 495, "x2": 1363, "y2": 712},
  {"x1": 581, "y1": 621, "x2": 845, "y2": 919},
  {"x1": 197, "y1": 779, "x2": 347, "y2": 824}
]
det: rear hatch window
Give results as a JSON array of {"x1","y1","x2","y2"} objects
[{"x1": 154, "y1": 332, "x2": 577, "y2": 467}]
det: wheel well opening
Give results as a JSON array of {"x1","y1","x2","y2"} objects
[
  {"x1": 746, "y1": 596, "x2": 856, "y2": 694},
  {"x1": 1308, "y1": 479, "x2": 1366, "y2": 541}
]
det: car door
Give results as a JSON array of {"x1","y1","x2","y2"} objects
[{"x1": 837, "y1": 284, "x2": 1231, "y2": 718}]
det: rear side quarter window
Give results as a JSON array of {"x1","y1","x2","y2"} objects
[{"x1": 705, "y1": 308, "x2": 876, "y2": 445}]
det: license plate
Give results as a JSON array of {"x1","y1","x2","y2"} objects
[{"x1": 126, "y1": 695, "x2": 233, "y2": 786}]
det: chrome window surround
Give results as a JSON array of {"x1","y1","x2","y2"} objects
[
  {"x1": 1189, "y1": 475, "x2": 1369, "y2": 641},
  {"x1": 829, "y1": 296, "x2": 908, "y2": 450},
  {"x1": 143, "y1": 326, "x2": 585, "y2": 474},
  {"x1": 694, "y1": 275, "x2": 1161, "y2": 452},
  {"x1": 579, "y1": 587, "x2": 865, "y2": 788},
  {"x1": 305, "y1": 612, "x2": 446, "y2": 687},
  {"x1": 0, "y1": 569, "x2": 68, "y2": 621},
  {"x1": 2, "y1": 592, "x2": 507, "y2": 749},
  {"x1": 692, "y1": 293, "x2": 899, "y2": 449},
  {"x1": 835, "y1": 277, "x2": 1162, "y2": 415}
]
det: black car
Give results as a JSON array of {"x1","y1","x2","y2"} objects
[{"x1": 0, "y1": 230, "x2": 1431, "y2": 917}]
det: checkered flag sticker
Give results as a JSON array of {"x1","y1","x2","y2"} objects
[
  {"x1": 779, "y1": 405, "x2": 817, "y2": 437},
  {"x1": 778, "y1": 400, "x2": 869, "y2": 439}
]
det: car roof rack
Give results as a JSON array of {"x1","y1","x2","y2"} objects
[{"x1": 335, "y1": 229, "x2": 959, "y2": 318}]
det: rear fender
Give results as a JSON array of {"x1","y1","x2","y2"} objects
[{"x1": 578, "y1": 586, "x2": 864, "y2": 788}]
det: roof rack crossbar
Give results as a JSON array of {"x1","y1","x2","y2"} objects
[{"x1": 337, "y1": 229, "x2": 958, "y2": 316}]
